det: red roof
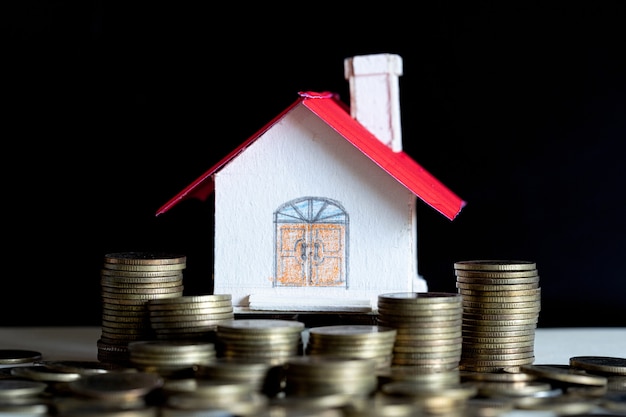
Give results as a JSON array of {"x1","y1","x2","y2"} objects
[{"x1": 156, "y1": 92, "x2": 466, "y2": 220}]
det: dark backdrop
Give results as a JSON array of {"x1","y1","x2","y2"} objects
[{"x1": 3, "y1": 2, "x2": 625, "y2": 327}]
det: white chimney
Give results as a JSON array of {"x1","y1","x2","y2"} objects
[{"x1": 344, "y1": 53, "x2": 403, "y2": 152}]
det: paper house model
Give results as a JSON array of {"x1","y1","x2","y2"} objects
[{"x1": 157, "y1": 53, "x2": 465, "y2": 312}]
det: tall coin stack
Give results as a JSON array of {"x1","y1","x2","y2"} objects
[
  {"x1": 377, "y1": 292, "x2": 463, "y2": 373},
  {"x1": 455, "y1": 260, "x2": 541, "y2": 372},
  {"x1": 98, "y1": 252, "x2": 186, "y2": 365}
]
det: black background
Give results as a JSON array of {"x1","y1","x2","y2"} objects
[{"x1": 2, "y1": 2, "x2": 625, "y2": 327}]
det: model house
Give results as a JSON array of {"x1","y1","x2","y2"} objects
[{"x1": 157, "y1": 53, "x2": 465, "y2": 312}]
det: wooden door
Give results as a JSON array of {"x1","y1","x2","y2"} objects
[{"x1": 276, "y1": 222, "x2": 345, "y2": 287}]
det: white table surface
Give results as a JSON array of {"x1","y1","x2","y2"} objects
[{"x1": 0, "y1": 326, "x2": 624, "y2": 364}]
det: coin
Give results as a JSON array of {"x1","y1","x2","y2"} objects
[
  {"x1": 0, "y1": 379, "x2": 48, "y2": 397},
  {"x1": 67, "y1": 371, "x2": 164, "y2": 400},
  {"x1": 11, "y1": 365, "x2": 82, "y2": 382},
  {"x1": 217, "y1": 319, "x2": 305, "y2": 334},
  {"x1": 378, "y1": 292, "x2": 462, "y2": 304},
  {"x1": 0, "y1": 349, "x2": 42, "y2": 365},
  {"x1": 520, "y1": 364, "x2": 608, "y2": 386},
  {"x1": 36, "y1": 360, "x2": 126, "y2": 375},
  {"x1": 569, "y1": 356, "x2": 626, "y2": 376},
  {"x1": 104, "y1": 252, "x2": 186, "y2": 265},
  {"x1": 454, "y1": 260, "x2": 537, "y2": 271},
  {"x1": 460, "y1": 369, "x2": 537, "y2": 382}
]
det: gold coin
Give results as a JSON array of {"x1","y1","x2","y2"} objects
[
  {"x1": 455, "y1": 269, "x2": 539, "y2": 278},
  {"x1": 379, "y1": 318, "x2": 463, "y2": 328},
  {"x1": 307, "y1": 339, "x2": 395, "y2": 351},
  {"x1": 462, "y1": 317, "x2": 538, "y2": 327},
  {"x1": 378, "y1": 301, "x2": 462, "y2": 312},
  {"x1": 569, "y1": 356, "x2": 626, "y2": 376},
  {"x1": 377, "y1": 300, "x2": 462, "y2": 311},
  {"x1": 0, "y1": 349, "x2": 42, "y2": 365},
  {"x1": 462, "y1": 312, "x2": 539, "y2": 321},
  {"x1": 462, "y1": 340, "x2": 535, "y2": 350},
  {"x1": 100, "y1": 279, "x2": 183, "y2": 289},
  {"x1": 460, "y1": 294, "x2": 540, "y2": 303},
  {"x1": 150, "y1": 312, "x2": 235, "y2": 323},
  {"x1": 148, "y1": 300, "x2": 233, "y2": 311},
  {"x1": 378, "y1": 292, "x2": 462, "y2": 305},
  {"x1": 284, "y1": 356, "x2": 376, "y2": 377},
  {"x1": 103, "y1": 263, "x2": 186, "y2": 272},
  {"x1": 456, "y1": 282, "x2": 539, "y2": 291},
  {"x1": 148, "y1": 294, "x2": 232, "y2": 305},
  {"x1": 462, "y1": 300, "x2": 541, "y2": 309},
  {"x1": 217, "y1": 319, "x2": 305, "y2": 334},
  {"x1": 454, "y1": 260, "x2": 537, "y2": 271},
  {"x1": 154, "y1": 327, "x2": 218, "y2": 335},
  {"x1": 101, "y1": 313, "x2": 149, "y2": 323},
  {"x1": 149, "y1": 306, "x2": 233, "y2": 317},
  {"x1": 514, "y1": 395, "x2": 598, "y2": 414},
  {"x1": 461, "y1": 357, "x2": 535, "y2": 367},
  {"x1": 386, "y1": 366, "x2": 461, "y2": 384},
  {"x1": 395, "y1": 333, "x2": 462, "y2": 344},
  {"x1": 100, "y1": 299, "x2": 151, "y2": 309},
  {"x1": 393, "y1": 344, "x2": 462, "y2": 355},
  {"x1": 462, "y1": 306, "x2": 541, "y2": 316},
  {"x1": 394, "y1": 330, "x2": 463, "y2": 342},
  {"x1": 101, "y1": 319, "x2": 149, "y2": 330},
  {"x1": 471, "y1": 380, "x2": 552, "y2": 398},
  {"x1": 380, "y1": 381, "x2": 477, "y2": 400},
  {"x1": 377, "y1": 312, "x2": 462, "y2": 323},
  {"x1": 100, "y1": 269, "x2": 184, "y2": 278},
  {"x1": 67, "y1": 371, "x2": 164, "y2": 400},
  {"x1": 521, "y1": 364, "x2": 609, "y2": 386},
  {"x1": 0, "y1": 379, "x2": 48, "y2": 397},
  {"x1": 461, "y1": 351, "x2": 536, "y2": 361},
  {"x1": 458, "y1": 288, "x2": 541, "y2": 297},
  {"x1": 460, "y1": 328, "x2": 536, "y2": 338},
  {"x1": 101, "y1": 291, "x2": 184, "y2": 301},
  {"x1": 217, "y1": 331, "x2": 301, "y2": 344},
  {"x1": 11, "y1": 365, "x2": 82, "y2": 382},
  {"x1": 460, "y1": 370, "x2": 537, "y2": 382},
  {"x1": 104, "y1": 252, "x2": 186, "y2": 265},
  {"x1": 455, "y1": 275, "x2": 539, "y2": 284},
  {"x1": 151, "y1": 318, "x2": 235, "y2": 329}
]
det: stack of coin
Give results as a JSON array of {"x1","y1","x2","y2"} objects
[
  {"x1": 454, "y1": 260, "x2": 541, "y2": 372},
  {"x1": 127, "y1": 340, "x2": 216, "y2": 377},
  {"x1": 98, "y1": 252, "x2": 186, "y2": 365},
  {"x1": 377, "y1": 380, "x2": 478, "y2": 416},
  {"x1": 376, "y1": 292, "x2": 463, "y2": 371},
  {"x1": 283, "y1": 355, "x2": 379, "y2": 398},
  {"x1": 306, "y1": 325, "x2": 397, "y2": 371},
  {"x1": 63, "y1": 371, "x2": 163, "y2": 414},
  {"x1": 216, "y1": 319, "x2": 305, "y2": 366},
  {"x1": 161, "y1": 379, "x2": 268, "y2": 416},
  {"x1": 196, "y1": 357, "x2": 281, "y2": 397},
  {"x1": 0, "y1": 379, "x2": 49, "y2": 416},
  {"x1": 147, "y1": 294, "x2": 234, "y2": 342},
  {"x1": 380, "y1": 365, "x2": 462, "y2": 392}
]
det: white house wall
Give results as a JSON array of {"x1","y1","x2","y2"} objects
[{"x1": 213, "y1": 103, "x2": 420, "y2": 310}]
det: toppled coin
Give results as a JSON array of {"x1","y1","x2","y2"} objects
[
  {"x1": 67, "y1": 371, "x2": 164, "y2": 401},
  {"x1": 570, "y1": 356, "x2": 626, "y2": 376},
  {"x1": 0, "y1": 349, "x2": 42, "y2": 365},
  {"x1": 0, "y1": 379, "x2": 48, "y2": 397},
  {"x1": 520, "y1": 364, "x2": 608, "y2": 386}
]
